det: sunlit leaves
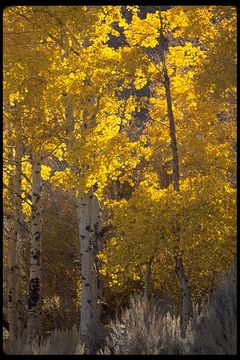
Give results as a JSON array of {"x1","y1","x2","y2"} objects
[
  {"x1": 3, "y1": 5, "x2": 236, "y2": 306},
  {"x1": 125, "y1": 13, "x2": 160, "y2": 48},
  {"x1": 102, "y1": 173, "x2": 236, "y2": 295}
]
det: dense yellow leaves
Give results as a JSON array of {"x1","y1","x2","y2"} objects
[
  {"x1": 41, "y1": 165, "x2": 52, "y2": 181},
  {"x1": 101, "y1": 174, "x2": 236, "y2": 294},
  {"x1": 3, "y1": 6, "x2": 236, "y2": 306},
  {"x1": 125, "y1": 13, "x2": 160, "y2": 48},
  {"x1": 50, "y1": 168, "x2": 73, "y2": 189},
  {"x1": 167, "y1": 43, "x2": 206, "y2": 70},
  {"x1": 134, "y1": 69, "x2": 148, "y2": 90}
]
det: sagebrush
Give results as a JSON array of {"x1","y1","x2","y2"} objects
[{"x1": 5, "y1": 273, "x2": 236, "y2": 355}]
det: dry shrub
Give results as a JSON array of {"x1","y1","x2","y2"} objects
[
  {"x1": 99, "y1": 294, "x2": 188, "y2": 355},
  {"x1": 5, "y1": 325, "x2": 83, "y2": 355},
  {"x1": 100, "y1": 271, "x2": 236, "y2": 355},
  {"x1": 187, "y1": 271, "x2": 236, "y2": 355},
  {"x1": 5, "y1": 270, "x2": 236, "y2": 355}
]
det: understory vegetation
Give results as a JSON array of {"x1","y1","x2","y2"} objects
[{"x1": 5, "y1": 271, "x2": 236, "y2": 355}]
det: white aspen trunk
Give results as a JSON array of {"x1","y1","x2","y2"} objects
[
  {"x1": 16, "y1": 231, "x2": 25, "y2": 338},
  {"x1": 144, "y1": 255, "x2": 154, "y2": 301},
  {"x1": 6, "y1": 119, "x2": 18, "y2": 343},
  {"x1": 27, "y1": 153, "x2": 42, "y2": 342},
  {"x1": 77, "y1": 191, "x2": 94, "y2": 354},
  {"x1": 14, "y1": 126, "x2": 25, "y2": 338},
  {"x1": 159, "y1": 8, "x2": 190, "y2": 336},
  {"x1": 63, "y1": 76, "x2": 101, "y2": 351},
  {"x1": 7, "y1": 176, "x2": 18, "y2": 342},
  {"x1": 76, "y1": 190, "x2": 101, "y2": 353},
  {"x1": 91, "y1": 193, "x2": 101, "y2": 343}
]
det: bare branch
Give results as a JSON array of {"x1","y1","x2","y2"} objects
[
  {"x1": 3, "y1": 184, "x2": 32, "y2": 208},
  {"x1": 147, "y1": 116, "x2": 170, "y2": 128}
]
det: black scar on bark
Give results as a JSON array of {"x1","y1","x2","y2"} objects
[
  {"x1": 35, "y1": 234, "x2": 41, "y2": 241},
  {"x1": 87, "y1": 299, "x2": 92, "y2": 304},
  {"x1": 28, "y1": 277, "x2": 40, "y2": 310},
  {"x1": 85, "y1": 283, "x2": 90, "y2": 287},
  {"x1": 32, "y1": 250, "x2": 40, "y2": 260}
]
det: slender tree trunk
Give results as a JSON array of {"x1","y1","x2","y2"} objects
[
  {"x1": 144, "y1": 255, "x2": 154, "y2": 301},
  {"x1": 7, "y1": 176, "x2": 18, "y2": 342},
  {"x1": 27, "y1": 153, "x2": 42, "y2": 342},
  {"x1": 159, "y1": 9, "x2": 190, "y2": 336},
  {"x1": 16, "y1": 232, "x2": 25, "y2": 338},
  {"x1": 76, "y1": 190, "x2": 94, "y2": 354},
  {"x1": 7, "y1": 121, "x2": 20, "y2": 343},
  {"x1": 63, "y1": 88, "x2": 102, "y2": 352},
  {"x1": 91, "y1": 194, "x2": 101, "y2": 344},
  {"x1": 76, "y1": 188, "x2": 101, "y2": 354},
  {"x1": 175, "y1": 258, "x2": 190, "y2": 335},
  {"x1": 14, "y1": 126, "x2": 25, "y2": 338},
  {"x1": 63, "y1": 54, "x2": 99, "y2": 350}
]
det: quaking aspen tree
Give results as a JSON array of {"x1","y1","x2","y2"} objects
[
  {"x1": 7, "y1": 175, "x2": 18, "y2": 342},
  {"x1": 14, "y1": 124, "x2": 25, "y2": 338},
  {"x1": 5, "y1": 117, "x2": 21, "y2": 342},
  {"x1": 158, "y1": 8, "x2": 189, "y2": 335},
  {"x1": 27, "y1": 153, "x2": 42, "y2": 342}
]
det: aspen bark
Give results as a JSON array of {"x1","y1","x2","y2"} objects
[
  {"x1": 27, "y1": 153, "x2": 42, "y2": 342},
  {"x1": 91, "y1": 194, "x2": 101, "y2": 341},
  {"x1": 76, "y1": 188, "x2": 101, "y2": 354},
  {"x1": 63, "y1": 87, "x2": 102, "y2": 352},
  {"x1": 144, "y1": 255, "x2": 154, "y2": 301},
  {"x1": 14, "y1": 126, "x2": 25, "y2": 338},
  {"x1": 7, "y1": 121, "x2": 20, "y2": 342},
  {"x1": 7, "y1": 177, "x2": 18, "y2": 342},
  {"x1": 159, "y1": 9, "x2": 190, "y2": 336},
  {"x1": 76, "y1": 190, "x2": 94, "y2": 354},
  {"x1": 16, "y1": 232, "x2": 25, "y2": 338},
  {"x1": 64, "y1": 78, "x2": 102, "y2": 351}
]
